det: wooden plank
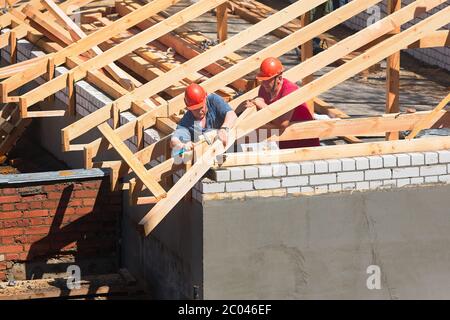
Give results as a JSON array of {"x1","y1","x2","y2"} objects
[
  {"x1": 2, "y1": 0, "x2": 181, "y2": 94},
  {"x1": 263, "y1": 110, "x2": 449, "y2": 142},
  {"x1": 234, "y1": 6, "x2": 450, "y2": 141},
  {"x1": 21, "y1": 0, "x2": 227, "y2": 109},
  {"x1": 386, "y1": 0, "x2": 401, "y2": 141},
  {"x1": 406, "y1": 93, "x2": 450, "y2": 139},
  {"x1": 217, "y1": 136, "x2": 450, "y2": 167},
  {"x1": 97, "y1": 122, "x2": 167, "y2": 199},
  {"x1": 217, "y1": 2, "x2": 228, "y2": 42},
  {"x1": 9, "y1": 30, "x2": 17, "y2": 65}
]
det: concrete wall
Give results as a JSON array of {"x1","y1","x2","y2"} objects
[
  {"x1": 202, "y1": 184, "x2": 450, "y2": 299},
  {"x1": 121, "y1": 194, "x2": 203, "y2": 299}
]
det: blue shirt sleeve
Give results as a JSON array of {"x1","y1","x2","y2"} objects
[
  {"x1": 172, "y1": 113, "x2": 193, "y2": 143},
  {"x1": 208, "y1": 94, "x2": 232, "y2": 125}
]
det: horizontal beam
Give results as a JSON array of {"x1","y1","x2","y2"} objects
[{"x1": 216, "y1": 136, "x2": 450, "y2": 167}]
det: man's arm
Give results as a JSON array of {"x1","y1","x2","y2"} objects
[{"x1": 252, "y1": 97, "x2": 294, "y2": 129}]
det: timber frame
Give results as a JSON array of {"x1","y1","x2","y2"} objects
[{"x1": 0, "y1": 0, "x2": 449, "y2": 235}]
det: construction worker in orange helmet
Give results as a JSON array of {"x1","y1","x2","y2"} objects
[
  {"x1": 170, "y1": 83, "x2": 237, "y2": 154},
  {"x1": 240, "y1": 57, "x2": 320, "y2": 149}
]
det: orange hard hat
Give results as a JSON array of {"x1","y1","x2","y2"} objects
[
  {"x1": 256, "y1": 57, "x2": 284, "y2": 81},
  {"x1": 184, "y1": 83, "x2": 207, "y2": 111}
]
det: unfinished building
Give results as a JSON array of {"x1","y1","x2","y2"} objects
[{"x1": 0, "y1": 0, "x2": 449, "y2": 299}]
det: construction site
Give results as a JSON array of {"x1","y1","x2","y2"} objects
[{"x1": 0, "y1": 0, "x2": 449, "y2": 300}]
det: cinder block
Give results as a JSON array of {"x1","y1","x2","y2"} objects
[
  {"x1": 383, "y1": 180, "x2": 397, "y2": 187},
  {"x1": 314, "y1": 160, "x2": 328, "y2": 173},
  {"x1": 225, "y1": 181, "x2": 253, "y2": 192},
  {"x1": 300, "y1": 186, "x2": 314, "y2": 193},
  {"x1": 328, "y1": 184, "x2": 342, "y2": 192},
  {"x1": 229, "y1": 167, "x2": 244, "y2": 180},
  {"x1": 254, "y1": 178, "x2": 281, "y2": 190},
  {"x1": 310, "y1": 173, "x2": 336, "y2": 185},
  {"x1": 258, "y1": 165, "x2": 273, "y2": 178},
  {"x1": 369, "y1": 180, "x2": 383, "y2": 190},
  {"x1": 438, "y1": 175, "x2": 450, "y2": 183},
  {"x1": 300, "y1": 162, "x2": 314, "y2": 174},
  {"x1": 392, "y1": 167, "x2": 419, "y2": 179},
  {"x1": 425, "y1": 152, "x2": 439, "y2": 164},
  {"x1": 410, "y1": 153, "x2": 425, "y2": 166},
  {"x1": 281, "y1": 176, "x2": 309, "y2": 187},
  {"x1": 212, "y1": 169, "x2": 230, "y2": 182},
  {"x1": 287, "y1": 187, "x2": 301, "y2": 194},
  {"x1": 396, "y1": 154, "x2": 411, "y2": 167},
  {"x1": 424, "y1": 176, "x2": 438, "y2": 184},
  {"x1": 313, "y1": 185, "x2": 328, "y2": 193},
  {"x1": 286, "y1": 163, "x2": 301, "y2": 176},
  {"x1": 381, "y1": 155, "x2": 397, "y2": 168},
  {"x1": 368, "y1": 156, "x2": 383, "y2": 169},
  {"x1": 243, "y1": 166, "x2": 259, "y2": 179},
  {"x1": 420, "y1": 164, "x2": 446, "y2": 176},
  {"x1": 438, "y1": 150, "x2": 450, "y2": 163},
  {"x1": 365, "y1": 169, "x2": 392, "y2": 180},
  {"x1": 410, "y1": 177, "x2": 424, "y2": 185},
  {"x1": 341, "y1": 158, "x2": 356, "y2": 171},
  {"x1": 342, "y1": 183, "x2": 356, "y2": 191},
  {"x1": 354, "y1": 157, "x2": 369, "y2": 170},
  {"x1": 397, "y1": 178, "x2": 410, "y2": 187},
  {"x1": 356, "y1": 181, "x2": 369, "y2": 191},
  {"x1": 200, "y1": 180, "x2": 225, "y2": 193},
  {"x1": 337, "y1": 171, "x2": 364, "y2": 183},
  {"x1": 327, "y1": 159, "x2": 342, "y2": 172},
  {"x1": 272, "y1": 164, "x2": 287, "y2": 177}
]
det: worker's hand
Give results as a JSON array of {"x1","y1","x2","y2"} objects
[
  {"x1": 217, "y1": 128, "x2": 228, "y2": 147},
  {"x1": 243, "y1": 99, "x2": 256, "y2": 109},
  {"x1": 253, "y1": 97, "x2": 266, "y2": 110},
  {"x1": 183, "y1": 141, "x2": 194, "y2": 151}
]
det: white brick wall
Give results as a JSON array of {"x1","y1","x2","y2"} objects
[{"x1": 196, "y1": 149, "x2": 450, "y2": 202}]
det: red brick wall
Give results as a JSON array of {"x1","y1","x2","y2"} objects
[{"x1": 0, "y1": 177, "x2": 121, "y2": 281}]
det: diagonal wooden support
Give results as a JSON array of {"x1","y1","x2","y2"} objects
[
  {"x1": 97, "y1": 122, "x2": 167, "y2": 200},
  {"x1": 406, "y1": 93, "x2": 450, "y2": 140}
]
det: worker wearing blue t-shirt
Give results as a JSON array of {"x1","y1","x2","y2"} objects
[{"x1": 170, "y1": 83, "x2": 237, "y2": 154}]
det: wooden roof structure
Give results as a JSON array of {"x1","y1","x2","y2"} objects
[{"x1": 0, "y1": 0, "x2": 449, "y2": 235}]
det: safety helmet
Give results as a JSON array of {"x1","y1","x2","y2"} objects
[
  {"x1": 184, "y1": 83, "x2": 207, "y2": 111},
  {"x1": 256, "y1": 57, "x2": 284, "y2": 81}
]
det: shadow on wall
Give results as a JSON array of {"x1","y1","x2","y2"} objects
[{"x1": 24, "y1": 179, "x2": 119, "y2": 295}]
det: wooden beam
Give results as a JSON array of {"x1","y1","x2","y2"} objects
[
  {"x1": 217, "y1": 136, "x2": 450, "y2": 167},
  {"x1": 217, "y1": 2, "x2": 228, "y2": 42},
  {"x1": 97, "y1": 122, "x2": 167, "y2": 200},
  {"x1": 263, "y1": 110, "x2": 450, "y2": 142},
  {"x1": 386, "y1": 0, "x2": 401, "y2": 141},
  {"x1": 406, "y1": 93, "x2": 450, "y2": 139}
]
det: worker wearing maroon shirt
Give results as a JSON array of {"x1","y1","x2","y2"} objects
[{"x1": 242, "y1": 57, "x2": 320, "y2": 149}]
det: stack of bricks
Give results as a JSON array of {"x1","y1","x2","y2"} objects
[
  {"x1": 343, "y1": 0, "x2": 450, "y2": 72},
  {"x1": 190, "y1": 150, "x2": 450, "y2": 202},
  {"x1": 0, "y1": 176, "x2": 121, "y2": 281}
]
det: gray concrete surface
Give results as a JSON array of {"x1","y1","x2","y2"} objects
[{"x1": 202, "y1": 184, "x2": 450, "y2": 299}]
